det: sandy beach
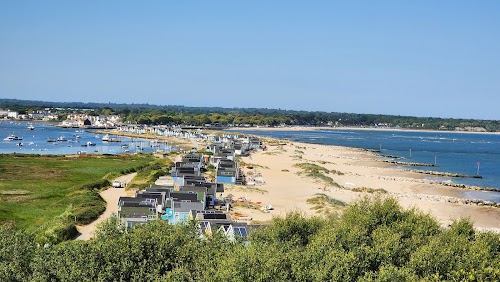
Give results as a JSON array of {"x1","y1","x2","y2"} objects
[
  {"x1": 104, "y1": 128, "x2": 500, "y2": 232},
  {"x1": 224, "y1": 138, "x2": 500, "y2": 232}
]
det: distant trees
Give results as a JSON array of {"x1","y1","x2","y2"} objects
[
  {"x1": 1, "y1": 98, "x2": 499, "y2": 130},
  {"x1": 1, "y1": 197, "x2": 500, "y2": 281},
  {"x1": 114, "y1": 108, "x2": 500, "y2": 132}
]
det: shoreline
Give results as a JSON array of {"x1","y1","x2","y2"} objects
[
  {"x1": 227, "y1": 126, "x2": 500, "y2": 135},
  {"x1": 225, "y1": 127, "x2": 499, "y2": 192}
]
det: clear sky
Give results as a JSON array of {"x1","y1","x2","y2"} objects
[{"x1": 1, "y1": 1, "x2": 499, "y2": 119}]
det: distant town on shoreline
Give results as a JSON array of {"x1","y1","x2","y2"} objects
[{"x1": 1, "y1": 98, "x2": 499, "y2": 132}]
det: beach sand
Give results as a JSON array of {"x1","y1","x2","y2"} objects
[{"x1": 225, "y1": 140, "x2": 500, "y2": 231}]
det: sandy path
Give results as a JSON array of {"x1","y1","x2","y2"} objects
[{"x1": 74, "y1": 172, "x2": 137, "y2": 240}]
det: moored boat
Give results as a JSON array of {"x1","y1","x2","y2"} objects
[
  {"x1": 102, "y1": 134, "x2": 121, "y2": 142},
  {"x1": 102, "y1": 134, "x2": 111, "y2": 142},
  {"x1": 3, "y1": 134, "x2": 23, "y2": 141}
]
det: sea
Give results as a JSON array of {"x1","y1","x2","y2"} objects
[
  {"x1": 226, "y1": 128, "x2": 500, "y2": 203},
  {"x1": 0, "y1": 121, "x2": 174, "y2": 155}
]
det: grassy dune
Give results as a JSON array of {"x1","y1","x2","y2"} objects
[{"x1": 0, "y1": 154, "x2": 153, "y2": 233}]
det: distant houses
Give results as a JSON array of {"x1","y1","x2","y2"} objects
[
  {"x1": 61, "y1": 114, "x2": 121, "y2": 128},
  {"x1": 0, "y1": 108, "x2": 68, "y2": 121}
]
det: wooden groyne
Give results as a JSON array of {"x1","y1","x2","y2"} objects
[
  {"x1": 380, "y1": 154, "x2": 404, "y2": 159},
  {"x1": 404, "y1": 168, "x2": 483, "y2": 179},
  {"x1": 382, "y1": 160, "x2": 437, "y2": 167}
]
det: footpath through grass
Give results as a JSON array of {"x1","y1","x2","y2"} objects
[{"x1": 0, "y1": 154, "x2": 156, "y2": 242}]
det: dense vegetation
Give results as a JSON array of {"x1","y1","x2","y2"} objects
[
  {"x1": 1, "y1": 197, "x2": 499, "y2": 281},
  {"x1": 2, "y1": 98, "x2": 500, "y2": 131},
  {"x1": 0, "y1": 154, "x2": 159, "y2": 243}
]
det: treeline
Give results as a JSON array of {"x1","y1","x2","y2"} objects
[
  {"x1": 2, "y1": 98, "x2": 500, "y2": 131},
  {"x1": 1, "y1": 197, "x2": 499, "y2": 281},
  {"x1": 117, "y1": 109, "x2": 500, "y2": 132}
]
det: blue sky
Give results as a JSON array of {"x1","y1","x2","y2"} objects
[{"x1": 1, "y1": 1, "x2": 499, "y2": 119}]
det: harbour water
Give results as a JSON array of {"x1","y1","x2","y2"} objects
[
  {"x1": 227, "y1": 128, "x2": 500, "y2": 202},
  {"x1": 0, "y1": 121, "x2": 173, "y2": 155}
]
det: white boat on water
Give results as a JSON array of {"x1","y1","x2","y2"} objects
[
  {"x1": 102, "y1": 134, "x2": 111, "y2": 141},
  {"x1": 28, "y1": 124, "x2": 35, "y2": 130},
  {"x1": 57, "y1": 136, "x2": 67, "y2": 141},
  {"x1": 102, "y1": 134, "x2": 120, "y2": 142},
  {"x1": 3, "y1": 134, "x2": 23, "y2": 141}
]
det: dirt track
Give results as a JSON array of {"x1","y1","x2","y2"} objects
[{"x1": 74, "y1": 172, "x2": 137, "y2": 240}]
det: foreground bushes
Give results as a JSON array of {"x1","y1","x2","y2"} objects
[{"x1": 1, "y1": 197, "x2": 499, "y2": 281}]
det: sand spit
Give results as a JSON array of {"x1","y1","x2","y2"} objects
[{"x1": 101, "y1": 128, "x2": 500, "y2": 232}]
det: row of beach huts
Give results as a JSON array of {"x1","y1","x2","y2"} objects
[{"x1": 116, "y1": 130, "x2": 262, "y2": 239}]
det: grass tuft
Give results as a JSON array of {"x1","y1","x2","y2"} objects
[
  {"x1": 350, "y1": 187, "x2": 388, "y2": 194},
  {"x1": 293, "y1": 163, "x2": 341, "y2": 187},
  {"x1": 307, "y1": 193, "x2": 346, "y2": 215}
]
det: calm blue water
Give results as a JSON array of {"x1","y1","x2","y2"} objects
[
  {"x1": 0, "y1": 121, "x2": 172, "y2": 155},
  {"x1": 227, "y1": 129, "x2": 500, "y2": 202}
]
